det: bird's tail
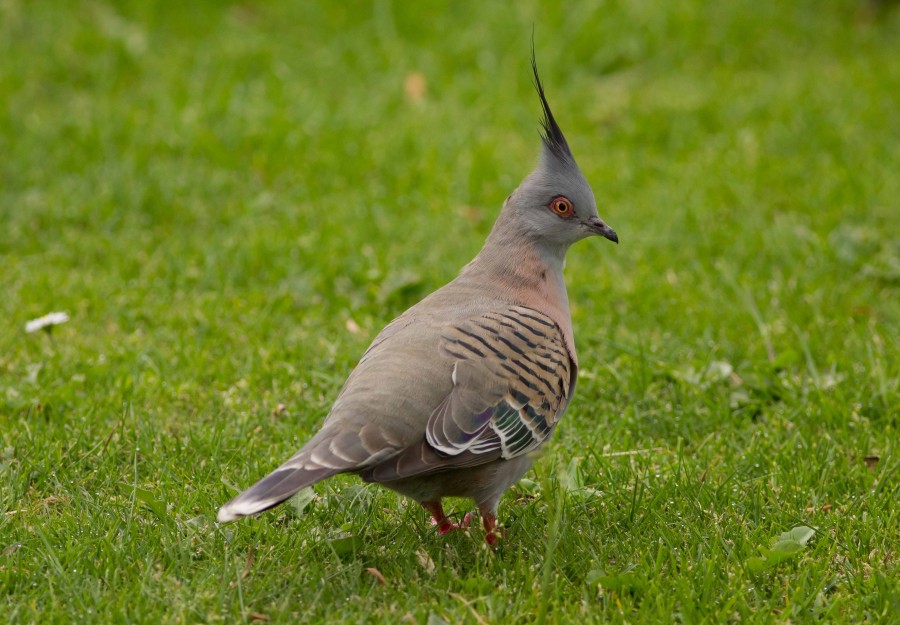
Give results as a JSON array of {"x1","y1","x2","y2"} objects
[{"x1": 217, "y1": 461, "x2": 340, "y2": 523}]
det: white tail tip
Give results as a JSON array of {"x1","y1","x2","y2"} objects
[{"x1": 216, "y1": 505, "x2": 240, "y2": 524}]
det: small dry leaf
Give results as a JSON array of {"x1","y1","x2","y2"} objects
[
  {"x1": 402, "y1": 613, "x2": 418, "y2": 625},
  {"x1": 249, "y1": 613, "x2": 270, "y2": 622},
  {"x1": 457, "y1": 205, "x2": 484, "y2": 224},
  {"x1": 404, "y1": 72, "x2": 427, "y2": 103},
  {"x1": 2, "y1": 543, "x2": 21, "y2": 556},
  {"x1": 416, "y1": 548, "x2": 436, "y2": 574},
  {"x1": 366, "y1": 566, "x2": 388, "y2": 586},
  {"x1": 242, "y1": 545, "x2": 256, "y2": 579},
  {"x1": 345, "y1": 318, "x2": 362, "y2": 334},
  {"x1": 864, "y1": 455, "x2": 880, "y2": 472},
  {"x1": 272, "y1": 403, "x2": 287, "y2": 417}
]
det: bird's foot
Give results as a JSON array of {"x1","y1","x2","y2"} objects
[
  {"x1": 424, "y1": 502, "x2": 504, "y2": 543},
  {"x1": 423, "y1": 501, "x2": 460, "y2": 535},
  {"x1": 432, "y1": 517, "x2": 461, "y2": 535},
  {"x1": 481, "y1": 512, "x2": 505, "y2": 546}
]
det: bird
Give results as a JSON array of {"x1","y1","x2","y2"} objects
[{"x1": 217, "y1": 50, "x2": 618, "y2": 545}]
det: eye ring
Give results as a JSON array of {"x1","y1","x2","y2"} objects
[{"x1": 550, "y1": 196, "x2": 574, "y2": 217}]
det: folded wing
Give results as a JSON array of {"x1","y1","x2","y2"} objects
[{"x1": 366, "y1": 306, "x2": 575, "y2": 482}]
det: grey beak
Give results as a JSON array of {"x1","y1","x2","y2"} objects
[{"x1": 587, "y1": 217, "x2": 618, "y2": 244}]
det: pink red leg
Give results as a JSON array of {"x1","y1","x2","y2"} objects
[
  {"x1": 423, "y1": 501, "x2": 505, "y2": 544},
  {"x1": 475, "y1": 504, "x2": 505, "y2": 546},
  {"x1": 422, "y1": 501, "x2": 459, "y2": 535}
]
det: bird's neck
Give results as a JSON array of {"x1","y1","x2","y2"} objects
[{"x1": 458, "y1": 212, "x2": 576, "y2": 362}]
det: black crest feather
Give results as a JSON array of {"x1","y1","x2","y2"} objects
[{"x1": 531, "y1": 45, "x2": 573, "y2": 162}]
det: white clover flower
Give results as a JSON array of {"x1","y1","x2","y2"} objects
[{"x1": 25, "y1": 311, "x2": 70, "y2": 334}]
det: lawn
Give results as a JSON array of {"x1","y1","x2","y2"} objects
[{"x1": 2, "y1": 1, "x2": 899, "y2": 623}]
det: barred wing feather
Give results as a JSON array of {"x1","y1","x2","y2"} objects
[{"x1": 427, "y1": 306, "x2": 574, "y2": 460}]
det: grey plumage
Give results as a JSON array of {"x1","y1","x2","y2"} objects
[{"x1": 217, "y1": 50, "x2": 618, "y2": 543}]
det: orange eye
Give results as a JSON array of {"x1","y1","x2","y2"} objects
[{"x1": 550, "y1": 196, "x2": 574, "y2": 217}]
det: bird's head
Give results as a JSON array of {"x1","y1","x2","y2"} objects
[{"x1": 507, "y1": 53, "x2": 618, "y2": 250}]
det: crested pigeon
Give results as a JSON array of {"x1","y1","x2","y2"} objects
[{"x1": 217, "y1": 52, "x2": 618, "y2": 545}]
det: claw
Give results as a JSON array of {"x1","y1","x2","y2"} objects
[
  {"x1": 423, "y1": 501, "x2": 505, "y2": 544},
  {"x1": 432, "y1": 518, "x2": 460, "y2": 535},
  {"x1": 481, "y1": 512, "x2": 505, "y2": 546},
  {"x1": 423, "y1": 500, "x2": 460, "y2": 535}
]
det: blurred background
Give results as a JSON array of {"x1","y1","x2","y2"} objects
[{"x1": 3, "y1": 0, "x2": 897, "y2": 432}]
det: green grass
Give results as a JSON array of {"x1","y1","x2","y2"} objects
[{"x1": 2, "y1": 1, "x2": 899, "y2": 623}]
